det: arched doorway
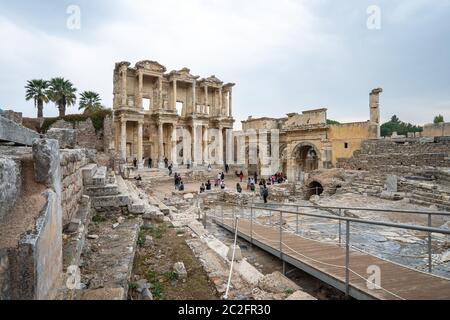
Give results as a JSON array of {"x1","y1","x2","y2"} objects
[
  {"x1": 306, "y1": 181, "x2": 324, "y2": 198},
  {"x1": 292, "y1": 143, "x2": 320, "y2": 181}
]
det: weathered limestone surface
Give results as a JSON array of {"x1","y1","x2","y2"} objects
[
  {"x1": 0, "y1": 115, "x2": 40, "y2": 146},
  {"x1": 46, "y1": 128, "x2": 77, "y2": 149},
  {"x1": 0, "y1": 157, "x2": 20, "y2": 221}
]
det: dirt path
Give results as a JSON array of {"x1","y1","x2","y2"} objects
[{"x1": 129, "y1": 222, "x2": 219, "y2": 300}]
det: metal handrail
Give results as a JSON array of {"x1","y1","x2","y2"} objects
[
  {"x1": 216, "y1": 201, "x2": 450, "y2": 299},
  {"x1": 259, "y1": 201, "x2": 450, "y2": 216}
]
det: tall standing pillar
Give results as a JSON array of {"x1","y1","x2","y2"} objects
[
  {"x1": 121, "y1": 67, "x2": 128, "y2": 106},
  {"x1": 217, "y1": 126, "x2": 224, "y2": 165},
  {"x1": 173, "y1": 80, "x2": 178, "y2": 113},
  {"x1": 192, "y1": 123, "x2": 198, "y2": 167},
  {"x1": 229, "y1": 90, "x2": 233, "y2": 117},
  {"x1": 203, "y1": 126, "x2": 209, "y2": 165},
  {"x1": 192, "y1": 81, "x2": 197, "y2": 114},
  {"x1": 137, "y1": 121, "x2": 143, "y2": 168},
  {"x1": 158, "y1": 122, "x2": 165, "y2": 168},
  {"x1": 219, "y1": 87, "x2": 223, "y2": 116},
  {"x1": 204, "y1": 85, "x2": 208, "y2": 114},
  {"x1": 158, "y1": 76, "x2": 163, "y2": 110},
  {"x1": 120, "y1": 119, "x2": 127, "y2": 161},
  {"x1": 171, "y1": 124, "x2": 178, "y2": 167},
  {"x1": 138, "y1": 70, "x2": 143, "y2": 110}
]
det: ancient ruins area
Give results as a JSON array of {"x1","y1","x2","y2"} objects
[{"x1": 1, "y1": 57, "x2": 450, "y2": 303}]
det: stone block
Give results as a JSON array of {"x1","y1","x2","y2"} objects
[
  {"x1": 32, "y1": 139, "x2": 61, "y2": 187},
  {"x1": 173, "y1": 262, "x2": 187, "y2": 279},
  {"x1": 0, "y1": 116, "x2": 39, "y2": 146},
  {"x1": 46, "y1": 128, "x2": 77, "y2": 149},
  {"x1": 385, "y1": 175, "x2": 398, "y2": 192},
  {"x1": 226, "y1": 245, "x2": 243, "y2": 262},
  {"x1": 81, "y1": 164, "x2": 97, "y2": 186}
]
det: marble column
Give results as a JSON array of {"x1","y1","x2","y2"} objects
[
  {"x1": 229, "y1": 90, "x2": 233, "y2": 117},
  {"x1": 192, "y1": 81, "x2": 197, "y2": 114},
  {"x1": 137, "y1": 121, "x2": 143, "y2": 168},
  {"x1": 173, "y1": 80, "x2": 177, "y2": 113},
  {"x1": 120, "y1": 119, "x2": 127, "y2": 161},
  {"x1": 202, "y1": 126, "x2": 209, "y2": 165},
  {"x1": 121, "y1": 67, "x2": 127, "y2": 106},
  {"x1": 204, "y1": 85, "x2": 208, "y2": 113},
  {"x1": 192, "y1": 123, "x2": 198, "y2": 167},
  {"x1": 171, "y1": 124, "x2": 178, "y2": 167},
  {"x1": 137, "y1": 70, "x2": 143, "y2": 110},
  {"x1": 158, "y1": 122, "x2": 165, "y2": 168},
  {"x1": 183, "y1": 127, "x2": 190, "y2": 165},
  {"x1": 219, "y1": 87, "x2": 223, "y2": 116},
  {"x1": 217, "y1": 126, "x2": 224, "y2": 165},
  {"x1": 158, "y1": 76, "x2": 163, "y2": 110}
]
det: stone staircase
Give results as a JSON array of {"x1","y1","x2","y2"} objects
[
  {"x1": 402, "y1": 181, "x2": 450, "y2": 211},
  {"x1": 342, "y1": 174, "x2": 385, "y2": 196}
]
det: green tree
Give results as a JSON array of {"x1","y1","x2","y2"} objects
[
  {"x1": 25, "y1": 79, "x2": 49, "y2": 118},
  {"x1": 326, "y1": 119, "x2": 341, "y2": 125},
  {"x1": 434, "y1": 114, "x2": 444, "y2": 124},
  {"x1": 381, "y1": 115, "x2": 423, "y2": 137},
  {"x1": 79, "y1": 91, "x2": 103, "y2": 114},
  {"x1": 47, "y1": 78, "x2": 77, "y2": 117}
]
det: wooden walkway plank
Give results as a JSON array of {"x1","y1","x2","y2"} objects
[{"x1": 216, "y1": 217, "x2": 450, "y2": 300}]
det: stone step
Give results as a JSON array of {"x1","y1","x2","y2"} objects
[
  {"x1": 92, "y1": 166, "x2": 107, "y2": 186},
  {"x1": 91, "y1": 194, "x2": 131, "y2": 209},
  {"x1": 410, "y1": 193, "x2": 450, "y2": 208},
  {"x1": 85, "y1": 184, "x2": 120, "y2": 197},
  {"x1": 409, "y1": 199, "x2": 450, "y2": 211},
  {"x1": 81, "y1": 164, "x2": 98, "y2": 186}
]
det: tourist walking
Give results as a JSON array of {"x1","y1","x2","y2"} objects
[
  {"x1": 179, "y1": 181, "x2": 185, "y2": 191},
  {"x1": 220, "y1": 180, "x2": 226, "y2": 190},
  {"x1": 164, "y1": 157, "x2": 169, "y2": 168},
  {"x1": 133, "y1": 158, "x2": 137, "y2": 168},
  {"x1": 262, "y1": 185, "x2": 269, "y2": 203},
  {"x1": 239, "y1": 171, "x2": 244, "y2": 183},
  {"x1": 236, "y1": 183, "x2": 242, "y2": 193},
  {"x1": 200, "y1": 183, "x2": 206, "y2": 193},
  {"x1": 148, "y1": 157, "x2": 152, "y2": 168},
  {"x1": 206, "y1": 180, "x2": 212, "y2": 191},
  {"x1": 168, "y1": 164, "x2": 173, "y2": 176}
]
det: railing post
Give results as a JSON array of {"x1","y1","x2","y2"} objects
[
  {"x1": 296, "y1": 206, "x2": 299, "y2": 235},
  {"x1": 270, "y1": 210, "x2": 273, "y2": 227},
  {"x1": 250, "y1": 205, "x2": 254, "y2": 244},
  {"x1": 338, "y1": 209, "x2": 342, "y2": 246},
  {"x1": 280, "y1": 211, "x2": 283, "y2": 259},
  {"x1": 345, "y1": 220, "x2": 350, "y2": 299},
  {"x1": 428, "y1": 213, "x2": 432, "y2": 273},
  {"x1": 221, "y1": 204, "x2": 224, "y2": 224}
]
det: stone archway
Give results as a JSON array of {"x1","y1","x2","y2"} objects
[{"x1": 292, "y1": 142, "x2": 320, "y2": 181}]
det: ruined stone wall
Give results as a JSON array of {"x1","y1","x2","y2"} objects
[
  {"x1": 329, "y1": 122, "x2": 373, "y2": 164},
  {"x1": 337, "y1": 138, "x2": 450, "y2": 172},
  {"x1": 423, "y1": 122, "x2": 450, "y2": 137},
  {"x1": 60, "y1": 150, "x2": 91, "y2": 227},
  {"x1": 0, "y1": 109, "x2": 22, "y2": 124}
]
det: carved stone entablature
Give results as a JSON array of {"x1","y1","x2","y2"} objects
[
  {"x1": 199, "y1": 75, "x2": 223, "y2": 87},
  {"x1": 168, "y1": 68, "x2": 200, "y2": 83},
  {"x1": 115, "y1": 61, "x2": 131, "y2": 70},
  {"x1": 135, "y1": 60, "x2": 167, "y2": 73}
]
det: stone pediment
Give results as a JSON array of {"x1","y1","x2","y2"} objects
[
  {"x1": 199, "y1": 75, "x2": 223, "y2": 87},
  {"x1": 135, "y1": 60, "x2": 167, "y2": 73},
  {"x1": 169, "y1": 68, "x2": 199, "y2": 82}
]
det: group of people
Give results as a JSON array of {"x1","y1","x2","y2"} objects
[{"x1": 174, "y1": 173, "x2": 184, "y2": 191}]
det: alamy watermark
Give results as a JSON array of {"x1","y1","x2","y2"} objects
[
  {"x1": 367, "y1": 5, "x2": 381, "y2": 30},
  {"x1": 66, "y1": 5, "x2": 81, "y2": 30}
]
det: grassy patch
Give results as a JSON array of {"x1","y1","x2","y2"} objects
[
  {"x1": 164, "y1": 271, "x2": 179, "y2": 282},
  {"x1": 91, "y1": 214, "x2": 106, "y2": 224},
  {"x1": 150, "y1": 224, "x2": 167, "y2": 239},
  {"x1": 137, "y1": 228, "x2": 146, "y2": 248}
]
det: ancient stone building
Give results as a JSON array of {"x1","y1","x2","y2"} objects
[
  {"x1": 241, "y1": 88, "x2": 382, "y2": 182},
  {"x1": 113, "y1": 60, "x2": 235, "y2": 168}
]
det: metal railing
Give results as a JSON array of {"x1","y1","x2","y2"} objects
[{"x1": 214, "y1": 201, "x2": 450, "y2": 299}]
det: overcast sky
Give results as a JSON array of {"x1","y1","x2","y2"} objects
[{"x1": 0, "y1": 0, "x2": 449, "y2": 128}]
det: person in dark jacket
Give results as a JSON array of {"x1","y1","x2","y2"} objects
[{"x1": 236, "y1": 183, "x2": 242, "y2": 193}]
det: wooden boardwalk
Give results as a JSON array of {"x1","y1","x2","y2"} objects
[{"x1": 215, "y1": 217, "x2": 450, "y2": 300}]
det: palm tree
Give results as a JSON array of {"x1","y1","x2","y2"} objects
[
  {"x1": 47, "y1": 78, "x2": 77, "y2": 117},
  {"x1": 79, "y1": 91, "x2": 103, "y2": 114},
  {"x1": 25, "y1": 79, "x2": 49, "y2": 118}
]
